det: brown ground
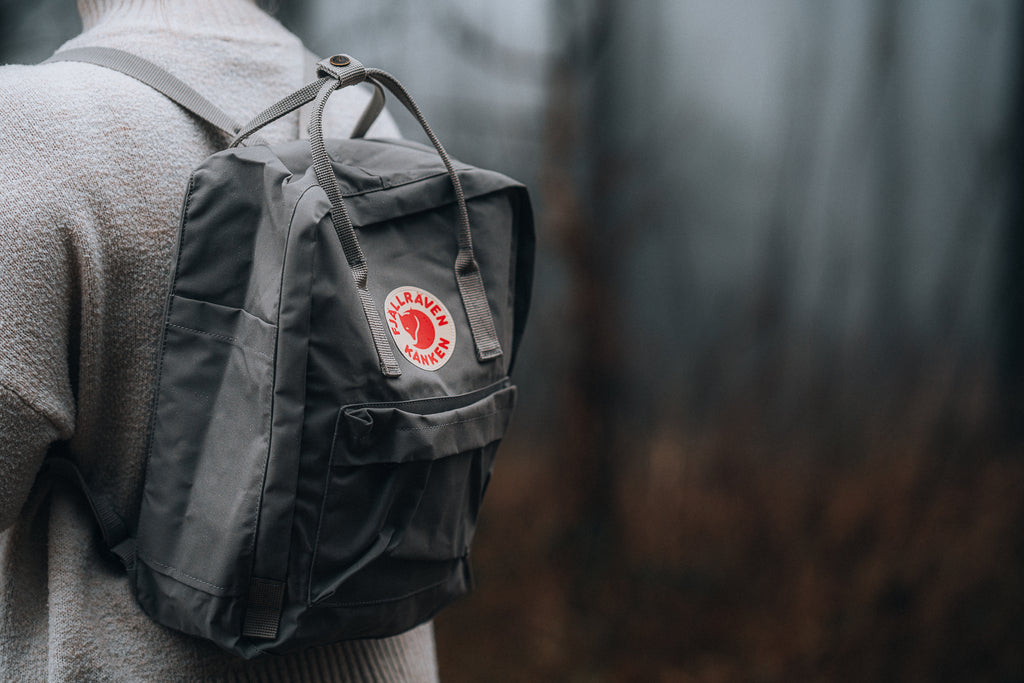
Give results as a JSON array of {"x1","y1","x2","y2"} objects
[{"x1": 434, "y1": 366, "x2": 1024, "y2": 682}]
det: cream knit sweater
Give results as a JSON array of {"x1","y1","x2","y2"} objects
[{"x1": 0, "y1": 1, "x2": 442, "y2": 680}]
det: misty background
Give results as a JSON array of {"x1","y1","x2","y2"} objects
[{"x1": 3, "y1": 1, "x2": 1022, "y2": 680}]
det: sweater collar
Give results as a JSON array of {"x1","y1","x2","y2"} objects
[{"x1": 77, "y1": 0, "x2": 281, "y2": 39}]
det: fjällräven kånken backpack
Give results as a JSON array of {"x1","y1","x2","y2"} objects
[{"x1": 42, "y1": 49, "x2": 534, "y2": 658}]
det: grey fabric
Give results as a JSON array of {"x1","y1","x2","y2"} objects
[
  {"x1": 364, "y1": 68, "x2": 504, "y2": 362},
  {"x1": 299, "y1": 51, "x2": 316, "y2": 140},
  {"x1": 307, "y1": 65, "x2": 402, "y2": 377},
  {"x1": 134, "y1": 131, "x2": 533, "y2": 657},
  {"x1": 350, "y1": 81, "x2": 386, "y2": 139},
  {"x1": 39, "y1": 453, "x2": 128, "y2": 550},
  {"x1": 120, "y1": 54, "x2": 536, "y2": 658},
  {"x1": 31, "y1": 45, "x2": 534, "y2": 660},
  {"x1": 231, "y1": 76, "x2": 332, "y2": 148},
  {"x1": 234, "y1": 55, "x2": 506, "y2": 375},
  {"x1": 44, "y1": 47, "x2": 242, "y2": 139},
  {"x1": 2, "y1": 3, "x2": 428, "y2": 676}
]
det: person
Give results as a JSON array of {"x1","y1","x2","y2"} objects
[{"x1": 0, "y1": 0, "x2": 442, "y2": 679}]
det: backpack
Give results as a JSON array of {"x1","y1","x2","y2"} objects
[{"x1": 41, "y1": 48, "x2": 534, "y2": 658}]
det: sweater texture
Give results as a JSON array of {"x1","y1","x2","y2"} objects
[{"x1": 0, "y1": 0, "x2": 442, "y2": 680}]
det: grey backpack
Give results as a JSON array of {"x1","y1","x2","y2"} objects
[{"x1": 42, "y1": 49, "x2": 534, "y2": 658}]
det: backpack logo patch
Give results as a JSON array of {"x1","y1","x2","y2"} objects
[{"x1": 385, "y1": 286, "x2": 456, "y2": 370}]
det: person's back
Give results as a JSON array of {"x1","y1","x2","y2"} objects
[{"x1": 0, "y1": 1, "x2": 440, "y2": 679}]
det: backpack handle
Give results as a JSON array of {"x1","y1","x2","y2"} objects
[
  {"x1": 232, "y1": 55, "x2": 504, "y2": 377},
  {"x1": 361, "y1": 67, "x2": 504, "y2": 365}
]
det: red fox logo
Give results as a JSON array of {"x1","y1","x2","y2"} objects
[
  {"x1": 398, "y1": 309, "x2": 435, "y2": 350},
  {"x1": 385, "y1": 285, "x2": 456, "y2": 371}
]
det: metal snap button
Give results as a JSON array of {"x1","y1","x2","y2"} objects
[{"x1": 329, "y1": 55, "x2": 350, "y2": 67}]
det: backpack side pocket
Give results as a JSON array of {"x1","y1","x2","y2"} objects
[{"x1": 138, "y1": 296, "x2": 276, "y2": 599}]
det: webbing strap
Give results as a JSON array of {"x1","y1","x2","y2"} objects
[
  {"x1": 298, "y1": 51, "x2": 384, "y2": 141},
  {"x1": 44, "y1": 47, "x2": 242, "y2": 140},
  {"x1": 364, "y1": 67, "x2": 503, "y2": 361},
  {"x1": 242, "y1": 578, "x2": 285, "y2": 640},
  {"x1": 230, "y1": 62, "x2": 385, "y2": 145},
  {"x1": 308, "y1": 68, "x2": 403, "y2": 377},
  {"x1": 259, "y1": 55, "x2": 503, "y2": 369},
  {"x1": 298, "y1": 52, "x2": 316, "y2": 140},
  {"x1": 235, "y1": 55, "x2": 403, "y2": 375},
  {"x1": 41, "y1": 452, "x2": 136, "y2": 571},
  {"x1": 350, "y1": 80, "x2": 386, "y2": 139},
  {"x1": 231, "y1": 76, "x2": 332, "y2": 147}
]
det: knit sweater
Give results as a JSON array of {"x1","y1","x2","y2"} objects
[{"x1": 0, "y1": 1, "x2": 442, "y2": 680}]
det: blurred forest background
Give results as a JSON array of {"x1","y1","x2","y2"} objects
[{"x1": 4, "y1": 0, "x2": 1024, "y2": 680}]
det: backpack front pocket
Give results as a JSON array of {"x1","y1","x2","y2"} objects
[{"x1": 308, "y1": 380, "x2": 516, "y2": 606}]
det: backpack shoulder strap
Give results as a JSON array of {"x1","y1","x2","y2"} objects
[
  {"x1": 41, "y1": 446, "x2": 137, "y2": 571},
  {"x1": 44, "y1": 47, "x2": 241, "y2": 140}
]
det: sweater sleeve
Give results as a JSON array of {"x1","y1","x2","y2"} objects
[
  {"x1": 0, "y1": 70, "x2": 78, "y2": 530},
  {"x1": 0, "y1": 199, "x2": 76, "y2": 530}
]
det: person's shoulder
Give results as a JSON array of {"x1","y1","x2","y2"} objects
[
  {"x1": 0, "y1": 62, "x2": 67, "y2": 131},
  {"x1": 0, "y1": 60, "x2": 153, "y2": 229},
  {"x1": 0, "y1": 59, "x2": 132, "y2": 109},
  {"x1": 0, "y1": 60, "x2": 155, "y2": 149}
]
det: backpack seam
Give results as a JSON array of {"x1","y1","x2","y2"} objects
[
  {"x1": 137, "y1": 171, "x2": 198, "y2": 549},
  {"x1": 137, "y1": 550, "x2": 231, "y2": 593},
  {"x1": 391, "y1": 409, "x2": 500, "y2": 433},
  {"x1": 316, "y1": 565, "x2": 462, "y2": 608},
  {"x1": 165, "y1": 323, "x2": 275, "y2": 361},
  {"x1": 246, "y1": 180, "x2": 322, "y2": 601}
]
